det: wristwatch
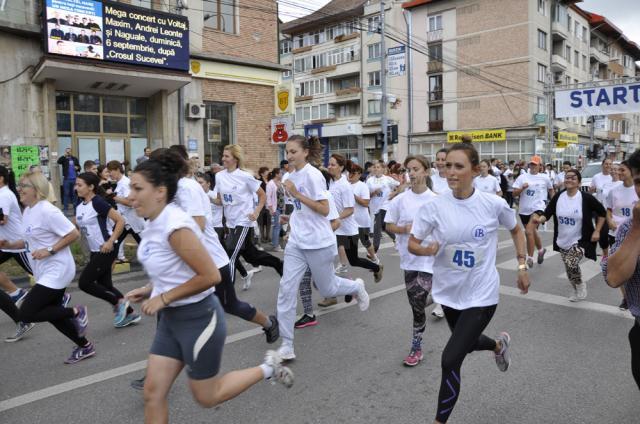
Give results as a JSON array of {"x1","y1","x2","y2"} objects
[
  {"x1": 517, "y1": 263, "x2": 528, "y2": 272},
  {"x1": 47, "y1": 246, "x2": 56, "y2": 255}
]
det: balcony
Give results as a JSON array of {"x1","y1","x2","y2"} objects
[
  {"x1": 589, "y1": 46, "x2": 610, "y2": 65},
  {"x1": 295, "y1": 95, "x2": 313, "y2": 102},
  {"x1": 428, "y1": 90, "x2": 443, "y2": 103},
  {"x1": 335, "y1": 87, "x2": 362, "y2": 97},
  {"x1": 608, "y1": 61, "x2": 624, "y2": 76},
  {"x1": 427, "y1": 29, "x2": 443, "y2": 43},
  {"x1": 311, "y1": 116, "x2": 337, "y2": 124},
  {"x1": 429, "y1": 120, "x2": 443, "y2": 131},
  {"x1": 292, "y1": 45, "x2": 312, "y2": 54},
  {"x1": 551, "y1": 21, "x2": 568, "y2": 40},
  {"x1": 427, "y1": 61, "x2": 443, "y2": 74},
  {"x1": 334, "y1": 33, "x2": 359, "y2": 43},
  {"x1": 311, "y1": 65, "x2": 338, "y2": 75},
  {"x1": 551, "y1": 54, "x2": 568, "y2": 72}
]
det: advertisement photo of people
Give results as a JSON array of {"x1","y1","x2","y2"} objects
[{"x1": 45, "y1": 0, "x2": 104, "y2": 59}]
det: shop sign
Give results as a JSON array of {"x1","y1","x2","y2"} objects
[
  {"x1": 271, "y1": 116, "x2": 293, "y2": 144},
  {"x1": 277, "y1": 90, "x2": 289, "y2": 112},
  {"x1": 11, "y1": 146, "x2": 40, "y2": 179},
  {"x1": 555, "y1": 82, "x2": 640, "y2": 118},
  {"x1": 447, "y1": 129, "x2": 506, "y2": 143},
  {"x1": 557, "y1": 131, "x2": 578, "y2": 144},
  {"x1": 187, "y1": 139, "x2": 198, "y2": 152},
  {"x1": 387, "y1": 46, "x2": 406, "y2": 77},
  {"x1": 44, "y1": 0, "x2": 189, "y2": 71}
]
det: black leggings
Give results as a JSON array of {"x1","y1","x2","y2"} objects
[
  {"x1": 214, "y1": 264, "x2": 257, "y2": 322},
  {"x1": 629, "y1": 320, "x2": 640, "y2": 391},
  {"x1": 216, "y1": 226, "x2": 248, "y2": 278},
  {"x1": 78, "y1": 250, "x2": 122, "y2": 306},
  {"x1": 116, "y1": 227, "x2": 141, "y2": 246},
  {"x1": 436, "y1": 305, "x2": 497, "y2": 423},
  {"x1": 373, "y1": 210, "x2": 395, "y2": 252},
  {"x1": 19, "y1": 284, "x2": 88, "y2": 347},
  {"x1": 225, "y1": 226, "x2": 283, "y2": 282},
  {"x1": 0, "y1": 290, "x2": 19, "y2": 323},
  {"x1": 337, "y1": 235, "x2": 379, "y2": 272}
]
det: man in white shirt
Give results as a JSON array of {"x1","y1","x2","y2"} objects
[
  {"x1": 554, "y1": 161, "x2": 573, "y2": 191},
  {"x1": 590, "y1": 158, "x2": 614, "y2": 257}
]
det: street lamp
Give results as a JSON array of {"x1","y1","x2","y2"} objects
[{"x1": 204, "y1": 13, "x2": 226, "y2": 32}]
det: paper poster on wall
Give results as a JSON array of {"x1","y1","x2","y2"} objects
[
  {"x1": 387, "y1": 46, "x2": 406, "y2": 77},
  {"x1": 11, "y1": 146, "x2": 40, "y2": 179}
]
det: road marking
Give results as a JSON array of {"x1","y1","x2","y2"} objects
[{"x1": 496, "y1": 245, "x2": 558, "y2": 270}]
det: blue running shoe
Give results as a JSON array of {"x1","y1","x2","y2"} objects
[
  {"x1": 115, "y1": 312, "x2": 141, "y2": 328},
  {"x1": 64, "y1": 342, "x2": 95, "y2": 364},
  {"x1": 113, "y1": 300, "x2": 129, "y2": 327}
]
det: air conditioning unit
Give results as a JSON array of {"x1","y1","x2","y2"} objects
[{"x1": 187, "y1": 103, "x2": 206, "y2": 119}]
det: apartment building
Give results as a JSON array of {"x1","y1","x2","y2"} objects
[
  {"x1": 402, "y1": 0, "x2": 640, "y2": 165},
  {"x1": 0, "y1": 0, "x2": 284, "y2": 192}
]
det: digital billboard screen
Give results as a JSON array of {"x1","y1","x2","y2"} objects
[{"x1": 44, "y1": 0, "x2": 189, "y2": 72}]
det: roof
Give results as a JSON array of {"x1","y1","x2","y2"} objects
[
  {"x1": 578, "y1": 6, "x2": 640, "y2": 59},
  {"x1": 280, "y1": 0, "x2": 368, "y2": 34},
  {"x1": 402, "y1": 0, "x2": 437, "y2": 9}
]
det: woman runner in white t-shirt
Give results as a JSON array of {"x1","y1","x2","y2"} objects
[
  {"x1": 1, "y1": 171, "x2": 94, "y2": 364},
  {"x1": 124, "y1": 154, "x2": 293, "y2": 422},
  {"x1": 473, "y1": 159, "x2": 502, "y2": 196},
  {"x1": 532, "y1": 169, "x2": 606, "y2": 302},
  {"x1": 348, "y1": 164, "x2": 379, "y2": 264},
  {"x1": 384, "y1": 155, "x2": 438, "y2": 367},
  {"x1": 367, "y1": 161, "x2": 399, "y2": 252},
  {"x1": 408, "y1": 143, "x2": 530, "y2": 424},
  {"x1": 74, "y1": 172, "x2": 141, "y2": 328},
  {"x1": 276, "y1": 135, "x2": 370, "y2": 361}
]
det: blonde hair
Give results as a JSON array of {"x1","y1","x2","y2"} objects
[
  {"x1": 223, "y1": 145, "x2": 245, "y2": 169},
  {"x1": 20, "y1": 171, "x2": 50, "y2": 201}
]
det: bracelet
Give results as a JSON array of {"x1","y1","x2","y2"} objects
[{"x1": 160, "y1": 293, "x2": 170, "y2": 306}]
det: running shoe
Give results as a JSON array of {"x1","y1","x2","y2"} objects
[
  {"x1": 61, "y1": 293, "x2": 71, "y2": 308},
  {"x1": 568, "y1": 288, "x2": 579, "y2": 302},
  {"x1": 272, "y1": 246, "x2": 284, "y2": 253},
  {"x1": 5, "y1": 322, "x2": 35, "y2": 343},
  {"x1": 431, "y1": 303, "x2": 444, "y2": 319},
  {"x1": 494, "y1": 332, "x2": 511, "y2": 372},
  {"x1": 355, "y1": 279, "x2": 369, "y2": 311},
  {"x1": 619, "y1": 299, "x2": 629, "y2": 311},
  {"x1": 64, "y1": 342, "x2": 96, "y2": 364},
  {"x1": 10, "y1": 288, "x2": 28, "y2": 308},
  {"x1": 113, "y1": 299, "x2": 129, "y2": 327},
  {"x1": 335, "y1": 264, "x2": 348, "y2": 274},
  {"x1": 526, "y1": 257, "x2": 534, "y2": 269},
  {"x1": 115, "y1": 312, "x2": 141, "y2": 328},
  {"x1": 373, "y1": 264, "x2": 384, "y2": 283},
  {"x1": 263, "y1": 315, "x2": 280, "y2": 344},
  {"x1": 263, "y1": 350, "x2": 294, "y2": 388},
  {"x1": 130, "y1": 376, "x2": 146, "y2": 391},
  {"x1": 403, "y1": 349, "x2": 424, "y2": 367},
  {"x1": 242, "y1": 272, "x2": 254, "y2": 291},
  {"x1": 277, "y1": 344, "x2": 296, "y2": 361},
  {"x1": 294, "y1": 314, "x2": 318, "y2": 329},
  {"x1": 537, "y1": 248, "x2": 547, "y2": 264},
  {"x1": 317, "y1": 297, "x2": 337, "y2": 307},
  {"x1": 73, "y1": 305, "x2": 89, "y2": 338},
  {"x1": 372, "y1": 256, "x2": 380, "y2": 265},
  {"x1": 576, "y1": 283, "x2": 587, "y2": 300}
]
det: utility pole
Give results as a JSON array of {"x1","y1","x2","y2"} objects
[
  {"x1": 380, "y1": 1, "x2": 388, "y2": 162},
  {"x1": 545, "y1": 71, "x2": 554, "y2": 162}
]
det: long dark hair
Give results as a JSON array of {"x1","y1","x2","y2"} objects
[
  {"x1": 77, "y1": 172, "x2": 107, "y2": 199},
  {"x1": 135, "y1": 149, "x2": 186, "y2": 203},
  {"x1": 0, "y1": 165, "x2": 18, "y2": 199}
]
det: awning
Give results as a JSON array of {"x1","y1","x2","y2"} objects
[{"x1": 32, "y1": 57, "x2": 191, "y2": 97}]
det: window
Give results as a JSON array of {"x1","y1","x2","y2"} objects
[
  {"x1": 574, "y1": 50, "x2": 579, "y2": 67},
  {"x1": 575, "y1": 22, "x2": 581, "y2": 38},
  {"x1": 368, "y1": 43, "x2": 382, "y2": 59},
  {"x1": 368, "y1": 99, "x2": 381, "y2": 115},
  {"x1": 335, "y1": 102, "x2": 359, "y2": 117},
  {"x1": 582, "y1": 26, "x2": 588, "y2": 42},
  {"x1": 279, "y1": 40, "x2": 292, "y2": 55},
  {"x1": 428, "y1": 15, "x2": 443, "y2": 31},
  {"x1": 537, "y1": 29, "x2": 547, "y2": 50},
  {"x1": 429, "y1": 105, "x2": 443, "y2": 121},
  {"x1": 565, "y1": 45, "x2": 571, "y2": 62},
  {"x1": 553, "y1": 3, "x2": 568, "y2": 26},
  {"x1": 537, "y1": 63, "x2": 547, "y2": 82},
  {"x1": 429, "y1": 74, "x2": 443, "y2": 100},
  {"x1": 368, "y1": 15, "x2": 380, "y2": 33},
  {"x1": 294, "y1": 58, "x2": 306, "y2": 73},
  {"x1": 582, "y1": 54, "x2": 587, "y2": 71},
  {"x1": 294, "y1": 35, "x2": 304, "y2": 49},
  {"x1": 368, "y1": 71, "x2": 381, "y2": 87},
  {"x1": 282, "y1": 69, "x2": 292, "y2": 79},
  {"x1": 204, "y1": 0, "x2": 236, "y2": 34},
  {"x1": 428, "y1": 43, "x2": 442, "y2": 61},
  {"x1": 538, "y1": 0, "x2": 547, "y2": 15},
  {"x1": 537, "y1": 96, "x2": 547, "y2": 114},
  {"x1": 567, "y1": 16, "x2": 572, "y2": 32},
  {"x1": 624, "y1": 55, "x2": 634, "y2": 68},
  {"x1": 311, "y1": 53, "x2": 326, "y2": 69},
  {"x1": 565, "y1": 75, "x2": 571, "y2": 85}
]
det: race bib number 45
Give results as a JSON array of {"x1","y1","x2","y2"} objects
[{"x1": 444, "y1": 245, "x2": 483, "y2": 271}]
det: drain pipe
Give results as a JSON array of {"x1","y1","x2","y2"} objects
[{"x1": 403, "y1": 9, "x2": 413, "y2": 142}]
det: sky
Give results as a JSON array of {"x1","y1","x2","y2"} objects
[{"x1": 279, "y1": 0, "x2": 640, "y2": 45}]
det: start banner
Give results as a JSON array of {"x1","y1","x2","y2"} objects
[{"x1": 555, "y1": 82, "x2": 640, "y2": 118}]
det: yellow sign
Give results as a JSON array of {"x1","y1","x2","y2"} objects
[
  {"x1": 277, "y1": 90, "x2": 289, "y2": 112},
  {"x1": 558, "y1": 131, "x2": 578, "y2": 144},
  {"x1": 447, "y1": 129, "x2": 506, "y2": 143},
  {"x1": 190, "y1": 60, "x2": 201, "y2": 74}
]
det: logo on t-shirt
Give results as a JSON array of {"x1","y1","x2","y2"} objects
[{"x1": 472, "y1": 225, "x2": 487, "y2": 240}]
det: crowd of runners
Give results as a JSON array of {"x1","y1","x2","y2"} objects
[{"x1": 1, "y1": 135, "x2": 638, "y2": 423}]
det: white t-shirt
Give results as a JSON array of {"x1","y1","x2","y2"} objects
[
  {"x1": 76, "y1": 196, "x2": 113, "y2": 252},
  {"x1": 208, "y1": 187, "x2": 224, "y2": 228},
  {"x1": 367, "y1": 175, "x2": 399, "y2": 215},
  {"x1": 0, "y1": 186, "x2": 25, "y2": 251},
  {"x1": 287, "y1": 163, "x2": 335, "y2": 249},
  {"x1": 330, "y1": 176, "x2": 358, "y2": 236},
  {"x1": 138, "y1": 203, "x2": 214, "y2": 307},
  {"x1": 555, "y1": 191, "x2": 583, "y2": 250},
  {"x1": 351, "y1": 180, "x2": 371, "y2": 228},
  {"x1": 23, "y1": 200, "x2": 76, "y2": 289},
  {"x1": 491, "y1": 166, "x2": 501, "y2": 182},
  {"x1": 430, "y1": 172, "x2": 450, "y2": 195},
  {"x1": 601, "y1": 180, "x2": 622, "y2": 210},
  {"x1": 474, "y1": 175, "x2": 501, "y2": 194},
  {"x1": 282, "y1": 171, "x2": 293, "y2": 205},
  {"x1": 513, "y1": 172, "x2": 553, "y2": 215},
  {"x1": 590, "y1": 172, "x2": 613, "y2": 204},
  {"x1": 115, "y1": 175, "x2": 145, "y2": 233},
  {"x1": 606, "y1": 183, "x2": 639, "y2": 236},
  {"x1": 385, "y1": 189, "x2": 437, "y2": 273},
  {"x1": 554, "y1": 171, "x2": 565, "y2": 188},
  {"x1": 215, "y1": 169, "x2": 261, "y2": 228},
  {"x1": 411, "y1": 190, "x2": 517, "y2": 309},
  {"x1": 175, "y1": 178, "x2": 229, "y2": 269},
  {"x1": 503, "y1": 169, "x2": 514, "y2": 191}
]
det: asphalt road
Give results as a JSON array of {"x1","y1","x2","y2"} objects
[{"x1": 0, "y1": 230, "x2": 638, "y2": 424}]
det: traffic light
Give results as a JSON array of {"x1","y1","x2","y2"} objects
[{"x1": 387, "y1": 124, "x2": 398, "y2": 145}]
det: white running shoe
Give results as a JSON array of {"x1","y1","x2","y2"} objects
[
  {"x1": 354, "y1": 278, "x2": 369, "y2": 311},
  {"x1": 277, "y1": 343, "x2": 296, "y2": 361},
  {"x1": 242, "y1": 272, "x2": 253, "y2": 291},
  {"x1": 576, "y1": 283, "x2": 587, "y2": 300},
  {"x1": 431, "y1": 303, "x2": 444, "y2": 319},
  {"x1": 263, "y1": 350, "x2": 294, "y2": 388},
  {"x1": 568, "y1": 288, "x2": 579, "y2": 302},
  {"x1": 335, "y1": 264, "x2": 348, "y2": 274}
]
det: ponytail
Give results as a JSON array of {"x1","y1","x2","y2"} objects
[
  {"x1": 288, "y1": 135, "x2": 323, "y2": 166},
  {"x1": 0, "y1": 166, "x2": 18, "y2": 200}
]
